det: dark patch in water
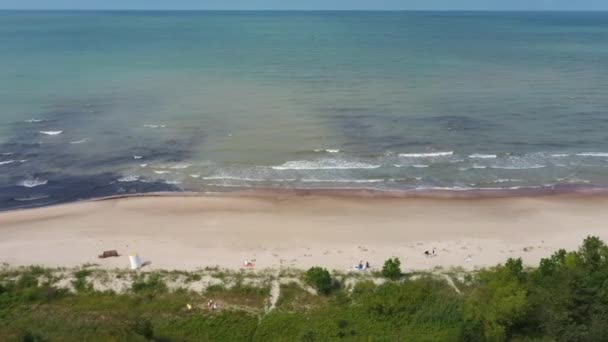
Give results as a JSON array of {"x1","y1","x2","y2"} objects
[
  {"x1": 418, "y1": 115, "x2": 500, "y2": 132},
  {"x1": 0, "y1": 173, "x2": 179, "y2": 211},
  {"x1": 324, "y1": 107, "x2": 429, "y2": 153},
  {"x1": 0, "y1": 99, "x2": 205, "y2": 210}
]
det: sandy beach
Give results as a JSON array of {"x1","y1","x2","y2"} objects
[{"x1": 0, "y1": 193, "x2": 607, "y2": 272}]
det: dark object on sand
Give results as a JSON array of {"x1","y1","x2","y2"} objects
[{"x1": 98, "y1": 250, "x2": 119, "y2": 258}]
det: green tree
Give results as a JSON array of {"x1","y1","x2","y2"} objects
[
  {"x1": 578, "y1": 235, "x2": 608, "y2": 269},
  {"x1": 304, "y1": 267, "x2": 332, "y2": 295},
  {"x1": 381, "y1": 258, "x2": 402, "y2": 280},
  {"x1": 464, "y1": 263, "x2": 528, "y2": 341}
]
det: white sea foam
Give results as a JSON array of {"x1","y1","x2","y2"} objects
[
  {"x1": 205, "y1": 183, "x2": 251, "y2": 188},
  {"x1": 39, "y1": 130, "x2": 63, "y2": 136},
  {"x1": 379, "y1": 177, "x2": 422, "y2": 183},
  {"x1": 576, "y1": 152, "x2": 608, "y2": 157},
  {"x1": 415, "y1": 186, "x2": 473, "y2": 191},
  {"x1": 202, "y1": 176, "x2": 296, "y2": 182},
  {"x1": 2, "y1": 152, "x2": 14, "y2": 156},
  {"x1": 412, "y1": 164, "x2": 429, "y2": 168},
  {"x1": 190, "y1": 174, "x2": 201, "y2": 178},
  {"x1": 25, "y1": 119, "x2": 44, "y2": 123},
  {"x1": 459, "y1": 165, "x2": 489, "y2": 171},
  {"x1": 14, "y1": 195, "x2": 50, "y2": 201},
  {"x1": 494, "y1": 179, "x2": 523, "y2": 183},
  {"x1": 70, "y1": 138, "x2": 90, "y2": 144},
  {"x1": 143, "y1": 124, "x2": 166, "y2": 128},
  {"x1": 18, "y1": 178, "x2": 48, "y2": 187},
  {"x1": 0, "y1": 160, "x2": 15, "y2": 166},
  {"x1": 272, "y1": 159, "x2": 381, "y2": 170},
  {"x1": 314, "y1": 149, "x2": 341, "y2": 153},
  {"x1": 140, "y1": 164, "x2": 148, "y2": 167},
  {"x1": 469, "y1": 154, "x2": 497, "y2": 159},
  {"x1": 154, "y1": 170, "x2": 171, "y2": 174},
  {"x1": 557, "y1": 177, "x2": 591, "y2": 184},
  {"x1": 118, "y1": 175, "x2": 140, "y2": 182},
  {"x1": 300, "y1": 178, "x2": 384, "y2": 183},
  {"x1": 551, "y1": 154, "x2": 569, "y2": 157},
  {"x1": 417, "y1": 185, "x2": 544, "y2": 191},
  {"x1": 164, "y1": 180, "x2": 182, "y2": 185},
  {"x1": 491, "y1": 165, "x2": 546, "y2": 170},
  {"x1": 133, "y1": 155, "x2": 143, "y2": 159},
  {"x1": 399, "y1": 151, "x2": 453, "y2": 158},
  {"x1": 170, "y1": 164, "x2": 191, "y2": 169}
]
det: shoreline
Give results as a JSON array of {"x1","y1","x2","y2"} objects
[
  {"x1": 1, "y1": 193, "x2": 607, "y2": 272},
  {"x1": 3, "y1": 182, "x2": 608, "y2": 213}
]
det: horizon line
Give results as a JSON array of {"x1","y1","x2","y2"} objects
[{"x1": 1, "y1": 9, "x2": 607, "y2": 12}]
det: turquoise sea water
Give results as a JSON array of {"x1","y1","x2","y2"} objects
[{"x1": 1, "y1": 11, "x2": 608, "y2": 209}]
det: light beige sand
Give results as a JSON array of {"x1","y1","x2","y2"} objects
[{"x1": 0, "y1": 194, "x2": 607, "y2": 272}]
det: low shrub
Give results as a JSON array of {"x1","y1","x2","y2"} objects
[
  {"x1": 381, "y1": 258, "x2": 402, "y2": 280},
  {"x1": 72, "y1": 269, "x2": 93, "y2": 292},
  {"x1": 132, "y1": 274, "x2": 168, "y2": 295},
  {"x1": 304, "y1": 267, "x2": 332, "y2": 295}
]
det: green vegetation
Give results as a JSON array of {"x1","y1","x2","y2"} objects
[
  {"x1": 304, "y1": 267, "x2": 333, "y2": 295},
  {"x1": 381, "y1": 257, "x2": 402, "y2": 280},
  {"x1": 1, "y1": 237, "x2": 608, "y2": 341}
]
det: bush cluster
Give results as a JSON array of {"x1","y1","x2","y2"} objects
[{"x1": 304, "y1": 267, "x2": 333, "y2": 294}]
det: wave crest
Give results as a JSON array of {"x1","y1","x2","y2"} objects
[
  {"x1": 399, "y1": 151, "x2": 453, "y2": 158},
  {"x1": 18, "y1": 178, "x2": 48, "y2": 188},
  {"x1": 272, "y1": 159, "x2": 381, "y2": 170},
  {"x1": 39, "y1": 131, "x2": 63, "y2": 136}
]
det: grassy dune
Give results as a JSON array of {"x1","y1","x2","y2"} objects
[{"x1": 2, "y1": 237, "x2": 608, "y2": 341}]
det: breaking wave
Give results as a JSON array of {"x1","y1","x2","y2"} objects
[
  {"x1": 17, "y1": 178, "x2": 48, "y2": 188},
  {"x1": 39, "y1": 130, "x2": 63, "y2": 136},
  {"x1": 118, "y1": 175, "x2": 140, "y2": 182},
  {"x1": 469, "y1": 154, "x2": 497, "y2": 159},
  {"x1": 272, "y1": 159, "x2": 381, "y2": 170},
  {"x1": 399, "y1": 151, "x2": 454, "y2": 158}
]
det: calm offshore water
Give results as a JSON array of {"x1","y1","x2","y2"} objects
[{"x1": 1, "y1": 11, "x2": 608, "y2": 209}]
